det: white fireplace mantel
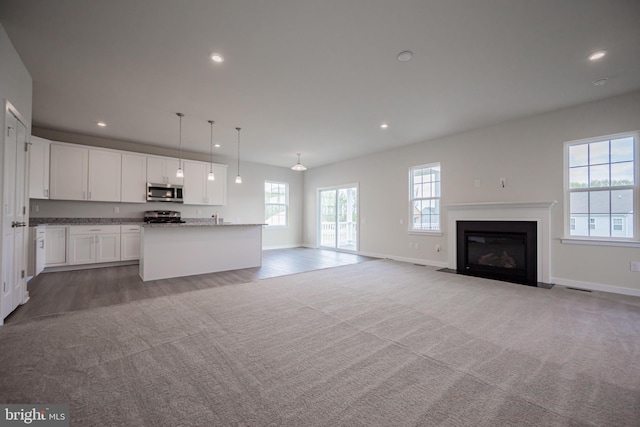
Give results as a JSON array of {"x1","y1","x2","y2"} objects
[{"x1": 446, "y1": 201, "x2": 557, "y2": 283}]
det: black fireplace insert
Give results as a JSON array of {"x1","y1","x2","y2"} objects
[{"x1": 457, "y1": 221, "x2": 537, "y2": 285}]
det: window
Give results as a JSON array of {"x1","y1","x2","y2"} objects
[
  {"x1": 265, "y1": 181, "x2": 288, "y2": 227},
  {"x1": 410, "y1": 163, "x2": 440, "y2": 232},
  {"x1": 565, "y1": 132, "x2": 638, "y2": 240}
]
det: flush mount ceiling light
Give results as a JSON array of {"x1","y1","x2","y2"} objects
[
  {"x1": 235, "y1": 127, "x2": 242, "y2": 184},
  {"x1": 588, "y1": 50, "x2": 606, "y2": 61},
  {"x1": 291, "y1": 153, "x2": 307, "y2": 171},
  {"x1": 592, "y1": 77, "x2": 608, "y2": 86},
  {"x1": 207, "y1": 120, "x2": 215, "y2": 181},
  {"x1": 97, "y1": 121, "x2": 106, "y2": 127},
  {"x1": 210, "y1": 52, "x2": 224, "y2": 63},
  {"x1": 380, "y1": 123, "x2": 388, "y2": 129},
  {"x1": 176, "y1": 113, "x2": 184, "y2": 178},
  {"x1": 397, "y1": 51, "x2": 413, "y2": 62}
]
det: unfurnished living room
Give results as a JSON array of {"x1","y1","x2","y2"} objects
[{"x1": 1, "y1": 1, "x2": 639, "y2": 426}]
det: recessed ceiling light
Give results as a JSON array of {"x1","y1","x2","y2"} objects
[
  {"x1": 592, "y1": 77, "x2": 608, "y2": 86},
  {"x1": 97, "y1": 121, "x2": 106, "y2": 127},
  {"x1": 210, "y1": 52, "x2": 224, "y2": 63},
  {"x1": 397, "y1": 51, "x2": 413, "y2": 62},
  {"x1": 380, "y1": 123, "x2": 388, "y2": 129},
  {"x1": 214, "y1": 144, "x2": 221, "y2": 148},
  {"x1": 588, "y1": 50, "x2": 606, "y2": 61}
]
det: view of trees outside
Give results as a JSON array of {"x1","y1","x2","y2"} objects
[
  {"x1": 568, "y1": 137, "x2": 635, "y2": 238},
  {"x1": 320, "y1": 187, "x2": 357, "y2": 250},
  {"x1": 411, "y1": 164, "x2": 440, "y2": 231},
  {"x1": 265, "y1": 181, "x2": 287, "y2": 226}
]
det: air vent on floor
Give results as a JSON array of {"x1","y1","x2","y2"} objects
[{"x1": 567, "y1": 287, "x2": 592, "y2": 293}]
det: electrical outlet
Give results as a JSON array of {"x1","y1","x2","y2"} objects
[
  {"x1": 415, "y1": 242, "x2": 420, "y2": 249},
  {"x1": 399, "y1": 219, "x2": 404, "y2": 225},
  {"x1": 113, "y1": 206, "x2": 119, "y2": 214},
  {"x1": 408, "y1": 242, "x2": 413, "y2": 248},
  {"x1": 631, "y1": 261, "x2": 640, "y2": 272},
  {"x1": 196, "y1": 209, "x2": 202, "y2": 215},
  {"x1": 474, "y1": 179, "x2": 481, "y2": 187}
]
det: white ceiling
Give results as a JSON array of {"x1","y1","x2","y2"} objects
[{"x1": 1, "y1": 0, "x2": 639, "y2": 169}]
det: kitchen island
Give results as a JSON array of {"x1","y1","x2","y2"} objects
[{"x1": 139, "y1": 222, "x2": 264, "y2": 281}]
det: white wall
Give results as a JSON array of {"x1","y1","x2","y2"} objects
[
  {"x1": 304, "y1": 90, "x2": 640, "y2": 293},
  {"x1": 0, "y1": 22, "x2": 32, "y2": 126},
  {"x1": 29, "y1": 129, "x2": 304, "y2": 249}
]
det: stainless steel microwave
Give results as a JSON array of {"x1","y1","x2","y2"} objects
[{"x1": 147, "y1": 183, "x2": 183, "y2": 203}]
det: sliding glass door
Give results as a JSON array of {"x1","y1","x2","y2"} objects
[{"x1": 318, "y1": 185, "x2": 358, "y2": 252}]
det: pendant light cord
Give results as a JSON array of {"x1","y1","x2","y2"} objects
[
  {"x1": 177, "y1": 112, "x2": 184, "y2": 168},
  {"x1": 209, "y1": 120, "x2": 215, "y2": 173},
  {"x1": 236, "y1": 127, "x2": 241, "y2": 176}
]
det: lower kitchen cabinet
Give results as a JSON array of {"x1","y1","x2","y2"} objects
[
  {"x1": 45, "y1": 226, "x2": 67, "y2": 266},
  {"x1": 68, "y1": 225, "x2": 121, "y2": 265},
  {"x1": 120, "y1": 225, "x2": 141, "y2": 261}
]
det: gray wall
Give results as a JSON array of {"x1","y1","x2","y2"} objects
[
  {"x1": 304, "y1": 90, "x2": 640, "y2": 293},
  {"x1": 29, "y1": 128, "x2": 304, "y2": 249}
]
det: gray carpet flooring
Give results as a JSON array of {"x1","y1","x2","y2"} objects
[{"x1": 1, "y1": 260, "x2": 639, "y2": 426}]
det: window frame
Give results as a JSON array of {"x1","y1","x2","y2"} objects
[
  {"x1": 563, "y1": 131, "x2": 640, "y2": 247},
  {"x1": 264, "y1": 180, "x2": 289, "y2": 228},
  {"x1": 408, "y1": 162, "x2": 442, "y2": 235}
]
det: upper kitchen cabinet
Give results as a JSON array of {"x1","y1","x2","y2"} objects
[
  {"x1": 147, "y1": 156, "x2": 183, "y2": 186},
  {"x1": 49, "y1": 143, "x2": 88, "y2": 200},
  {"x1": 88, "y1": 149, "x2": 121, "y2": 202},
  {"x1": 121, "y1": 153, "x2": 147, "y2": 203},
  {"x1": 50, "y1": 143, "x2": 122, "y2": 202},
  {"x1": 183, "y1": 161, "x2": 227, "y2": 205},
  {"x1": 29, "y1": 136, "x2": 50, "y2": 199}
]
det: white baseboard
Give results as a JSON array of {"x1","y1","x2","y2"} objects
[
  {"x1": 551, "y1": 277, "x2": 640, "y2": 297},
  {"x1": 43, "y1": 260, "x2": 138, "y2": 273},
  {"x1": 357, "y1": 251, "x2": 448, "y2": 269},
  {"x1": 262, "y1": 244, "x2": 303, "y2": 250}
]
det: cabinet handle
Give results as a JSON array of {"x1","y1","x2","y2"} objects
[
  {"x1": 44, "y1": 189, "x2": 48, "y2": 197},
  {"x1": 40, "y1": 240, "x2": 45, "y2": 249},
  {"x1": 89, "y1": 229, "x2": 101, "y2": 231}
]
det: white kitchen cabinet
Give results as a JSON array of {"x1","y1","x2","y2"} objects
[
  {"x1": 120, "y1": 225, "x2": 141, "y2": 261},
  {"x1": 28, "y1": 226, "x2": 46, "y2": 277},
  {"x1": 208, "y1": 164, "x2": 227, "y2": 205},
  {"x1": 50, "y1": 143, "x2": 123, "y2": 202},
  {"x1": 183, "y1": 160, "x2": 227, "y2": 205},
  {"x1": 147, "y1": 156, "x2": 183, "y2": 186},
  {"x1": 68, "y1": 225, "x2": 120, "y2": 265},
  {"x1": 121, "y1": 153, "x2": 147, "y2": 203},
  {"x1": 49, "y1": 143, "x2": 88, "y2": 200},
  {"x1": 88, "y1": 149, "x2": 121, "y2": 201},
  {"x1": 45, "y1": 226, "x2": 67, "y2": 266},
  {"x1": 28, "y1": 136, "x2": 50, "y2": 199}
]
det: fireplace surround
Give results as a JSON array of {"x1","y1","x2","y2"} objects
[
  {"x1": 456, "y1": 220, "x2": 537, "y2": 285},
  {"x1": 447, "y1": 201, "x2": 556, "y2": 284}
]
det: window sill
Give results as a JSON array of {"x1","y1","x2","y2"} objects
[
  {"x1": 561, "y1": 237, "x2": 640, "y2": 248},
  {"x1": 408, "y1": 230, "x2": 442, "y2": 237}
]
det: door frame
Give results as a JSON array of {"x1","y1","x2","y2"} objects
[
  {"x1": 1, "y1": 100, "x2": 30, "y2": 324},
  {"x1": 316, "y1": 183, "x2": 359, "y2": 253}
]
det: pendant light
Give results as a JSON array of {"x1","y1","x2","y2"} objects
[
  {"x1": 207, "y1": 120, "x2": 215, "y2": 181},
  {"x1": 176, "y1": 112, "x2": 184, "y2": 178},
  {"x1": 291, "y1": 153, "x2": 307, "y2": 171},
  {"x1": 235, "y1": 127, "x2": 242, "y2": 184}
]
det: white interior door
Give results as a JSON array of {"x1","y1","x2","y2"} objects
[
  {"x1": 2, "y1": 107, "x2": 28, "y2": 322},
  {"x1": 318, "y1": 185, "x2": 358, "y2": 252}
]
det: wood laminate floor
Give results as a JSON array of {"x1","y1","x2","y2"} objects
[{"x1": 5, "y1": 248, "x2": 374, "y2": 325}]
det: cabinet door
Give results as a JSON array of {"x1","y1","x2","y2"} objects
[
  {"x1": 29, "y1": 136, "x2": 50, "y2": 199},
  {"x1": 166, "y1": 158, "x2": 183, "y2": 186},
  {"x1": 96, "y1": 234, "x2": 121, "y2": 263},
  {"x1": 121, "y1": 232, "x2": 140, "y2": 261},
  {"x1": 183, "y1": 161, "x2": 206, "y2": 205},
  {"x1": 146, "y1": 156, "x2": 166, "y2": 184},
  {"x1": 207, "y1": 164, "x2": 228, "y2": 205},
  {"x1": 121, "y1": 153, "x2": 147, "y2": 203},
  {"x1": 35, "y1": 233, "x2": 45, "y2": 275},
  {"x1": 49, "y1": 144, "x2": 88, "y2": 200},
  {"x1": 68, "y1": 234, "x2": 95, "y2": 265},
  {"x1": 44, "y1": 227, "x2": 67, "y2": 266},
  {"x1": 89, "y1": 149, "x2": 121, "y2": 202}
]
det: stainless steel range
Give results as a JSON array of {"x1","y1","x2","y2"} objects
[{"x1": 143, "y1": 210, "x2": 185, "y2": 224}]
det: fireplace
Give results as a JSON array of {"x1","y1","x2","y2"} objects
[{"x1": 457, "y1": 221, "x2": 537, "y2": 285}]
